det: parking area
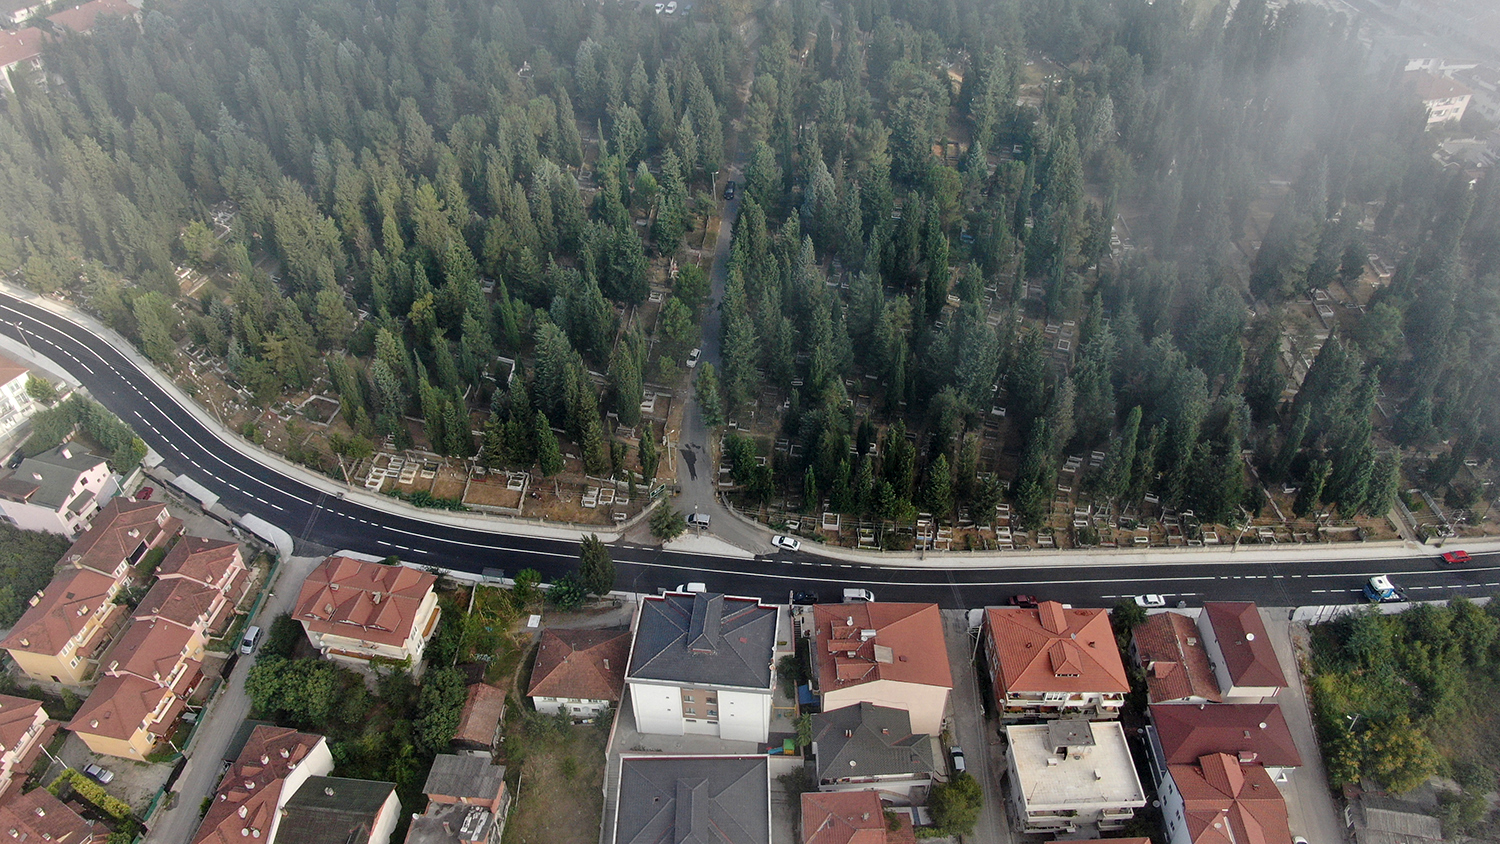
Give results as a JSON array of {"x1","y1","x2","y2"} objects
[
  {"x1": 942, "y1": 609, "x2": 1012, "y2": 844},
  {"x1": 48, "y1": 732, "x2": 176, "y2": 814}
]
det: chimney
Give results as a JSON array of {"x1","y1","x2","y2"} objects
[
  {"x1": 602, "y1": 658, "x2": 610, "y2": 670},
  {"x1": 60, "y1": 446, "x2": 71, "y2": 459}
]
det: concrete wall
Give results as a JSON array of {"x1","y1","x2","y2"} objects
[
  {"x1": 1158, "y1": 769, "x2": 1192, "y2": 844},
  {"x1": 532, "y1": 696, "x2": 611, "y2": 719},
  {"x1": 629, "y1": 682, "x2": 684, "y2": 736},
  {"x1": 717, "y1": 688, "x2": 770, "y2": 743},
  {"x1": 821, "y1": 679, "x2": 949, "y2": 736}
]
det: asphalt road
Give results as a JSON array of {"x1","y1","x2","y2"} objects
[{"x1": 0, "y1": 289, "x2": 1498, "y2": 609}]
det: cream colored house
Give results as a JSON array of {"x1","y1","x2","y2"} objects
[
  {"x1": 293, "y1": 556, "x2": 440, "y2": 668},
  {"x1": 1, "y1": 567, "x2": 126, "y2": 684},
  {"x1": 0, "y1": 355, "x2": 37, "y2": 442},
  {"x1": 0, "y1": 694, "x2": 59, "y2": 798},
  {"x1": 808, "y1": 602, "x2": 952, "y2": 736},
  {"x1": 66, "y1": 672, "x2": 193, "y2": 759}
]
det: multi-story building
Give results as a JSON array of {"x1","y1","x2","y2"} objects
[
  {"x1": 1131, "y1": 611, "x2": 1222, "y2": 706},
  {"x1": 62, "y1": 498, "x2": 182, "y2": 580},
  {"x1": 293, "y1": 555, "x2": 440, "y2": 668},
  {"x1": 1147, "y1": 702, "x2": 1302, "y2": 787},
  {"x1": 0, "y1": 785, "x2": 107, "y2": 842},
  {"x1": 0, "y1": 354, "x2": 37, "y2": 442},
  {"x1": 611, "y1": 756, "x2": 769, "y2": 844},
  {"x1": 1004, "y1": 719, "x2": 1147, "y2": 835},
  {"x1": 0, "y1": 27, "x2": 45, "y2": 95},
  {"x1": 2, "y1": 567, "x2": 127, "y2": 684},
  {"x1": 1196, "y1": 603, "x2": 1287, "y2": 702},
  {"x1": 280, "y1": 776, "x2": 401, "y2": 844},
  {"x1": 138, "y1": 536, "x2": 250, "y2": 638},
  {"x1": 0, "y1": 444, "x2": 113, "y2": 536},
  {"x1": 527, "y1": 627, "x2": 629, "y2": 720},
  {"x1": 801, "y1": 790, "x2": 918, "y2": 844},
  {"x1": 810, "y1": 702, "x2": 939, "y2": 799},
  {"x1": 807, "y1": 602, "x2": 952, "y2": 736},
  {"x1": 1410, "y1": 71, "x2": 1474, "y2": 125},
  {"x1": 983, "y1": 602, "x2": 1130, "y2": 719},
  {"x1": 0, "y1": 694, "x2": 59, "y2": 798},
  {"x1": 404, "y1": 754, "x2": 510, "y2": 844},
  {"x1": 1158, "y1": 753, "x2": 1293, "y2": 844},
  {"x1": 625, "y1": 591, "x2": 782, "y2": 743},
  {"x1": 191, "y1": 725, "x2": 334, "y2": 844}
]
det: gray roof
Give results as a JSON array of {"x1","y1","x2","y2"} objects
[
  {"x1": 405, "y1": 804, "x2": 494, "y2": 844},
  {"x1": 1356, "y1": 796, "x2": 1444, "y2": 844},
  {"x1": 812, "y1": 702, "x2": 938, "y2": 782},
  {"x1": 0, "y1": 445, "x2": 106, "y2": 510},
  {"x1": 422, "y1": 754, "x2": 506, "y2": 802},
  {"x1": 626, "y1": 593, "x2": 777, "y2": 690},
  {"x1": 281, "y1": 776, "x2": 397, "y2": 844},
  {"x1": 613, "y1": 756, "x2": 769, "y2": 844}
]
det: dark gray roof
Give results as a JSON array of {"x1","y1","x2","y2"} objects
[
  {"x1": 613, "y1": 756, "x2": 769, "y2": 844},
  {"x1": 422, "y1": 754, "x2": 506, "y2": 802},
  {"x1": 626, "y1": 593, "x2": 777, "y2": 689},
  {"x1": 281, "y1": 776, "x2": 397, "y2": 844},
  {"x1": 812, "y1": 702, "x2": 938, "y2": 782},
  {"x1": 0, "y1": 445, "x2": 106, "y2": 510},
  {"x1": 405, "y1": 804, "x2": 494, "y2": 844},
  {"x1": 1356, "y1": 796, "x2": 1444, "y2": 844}
]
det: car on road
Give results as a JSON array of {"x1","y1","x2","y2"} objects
[
  {"x1": 1364, "y1": 575, "x2": 1404, "y2": 603},
  {"x1": 686, "y1": 348, "x2": 700, "y2": 368},
  {"x1": 240, "y1": 624, "x2": 262, "y2": 655},
  {"x1": 772, "y1": 535, "x2": 801, "y2": 552},
  {"x1": 791, "y1": 590, "x2": 820, "y2": 605},
  {"x1": 949, "y1": 747, "x2": 966, "y2": 774},
  {"x1": 842, "y1": 588, "x2": 875, "y2": 602},
  {"x1": 675, "y1": 582, "x2": 707, "y2": 594},
  {"x1": 134, "y1": 486, "x2": 153, "y2": 500},
  {"x1": 1006, "y1": 594, "x2": 1039, "y2": 608},
  {"x1": 687, "y1": 512, "x2": 710, "y2": 528},
  {"x1": 82, "y1": 764, "x2": 114, "y2": 785},
  {"x1": 1134, "y1": 594, "x2": 1167, "y2": 608},
  {"x1": 1441, "y1": 549, "x2": 1471, "y2": 565},
  {"x1": 723, "y1": 180, "x2": 736, "y2": 200}
]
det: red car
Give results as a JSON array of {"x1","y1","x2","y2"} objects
[
  {"x1": 1441, "y1": 550, "x2": 1470, "y2": 565},
  {"x1": 134, "y1": 487, "x2": 153, "y2": 501}
]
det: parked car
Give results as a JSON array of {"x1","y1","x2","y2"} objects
[
  {"x1": 771, "y1": 535, "x2": 801, "y2": 552},
  {"x1": 791, "y1": 590, "x2": 820, "y2": 605},
  {"x1": 653, "y1": 2, "x2": 664, "y2": 12},
  {"x1": 686, "y1": 348, "x2": 701, "y2": 368},
  {"x1": 687, "y1": 512, "x2": 710, "y2": 528},
  {"x1": 1134, "y1": 594, "x2": 1167, "y2": 608},
  {"x1": 664, "y1": 0, "x2": 677, "y2": 12},
  {"x1": 240, "y1": 624, "x2": 262, "y2": 655},
  {"x1": 134, "y1": 486, "x2": 154, "y2": 500},
  {"x1": 842, "y1": 588, "x2": 875, "y2": 602},
  {"x1": 1441, "y1": 549, "x2": 1471, "y2": 565},
  {"x1": 949, "y1": 747, "x2": 966, "y2": 774},
  {"x1": 723, "y1": 179, "x2": 737, "y2": 200},
  {"x1": 1007, "y1": 594, "x2": 1039, "y2": 608},
  {"x1": 675, "y1": 582, "x2": 707, "y2": 594},
  {"x1": 82, "y1": 764, "x2": 114, "y2": 785}
]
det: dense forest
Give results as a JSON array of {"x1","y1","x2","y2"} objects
[{"x1": 1, "y1": 0, "x2": 1497, "y2": 532}]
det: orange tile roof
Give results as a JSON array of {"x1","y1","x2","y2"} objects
[
  {"x1": 1152, "y1": 704, "x2": 1302, "y2": 768},
  {"x1": 453, "y1": 683, "x2": 506, "y2": 748},
  {"x1": 801, "y1": 791, "x2": 916, "y2": 844},
  {"x1": 1, "y1": 567, "x2": 121, "y2": 656},
  {"x1": 45, "y1": 0, "x2": 133, "y2": 32},
  {"x1": 813, "y1": 603, "x2": 952, "y2": 692},
  {"x1": 1409, "y1": 71, "x2": 1473, "y2": 101},
  {"x1": 0, "y1": 353, "x2": 27, "y2": 387},
  {"x1": 1170, "y1": 754, "x2": 1293, "y2": 844},
  {"x1": 136, "y1": 577, "x2": 225, "y2": 630},
  {"x1": 157, "y1": 537, "x2": 242, "y2": 587},
  {"x1": 527, "y1": 627, "x2": 630, "y2": 703},
  {"x1": 103, "y1": 618, "x2": 195, "y2": 684},
  {"x1": 63, "y1": 499, "x2": 181, "y2": 576},
  {"x1": 294, "y1": 556, "x2": 436, "y2": 647},
  {"x1": 0, "y1": 695, "x2": 46, "y2": 754},
  {"x1": 0, "y1": 786, "x2": 105, "y2": 843},
  {"x1": 67, "y1": 671, "x2": 192, "y2": 741},
  {"x1": 1134, "y1": 612, "x2": 1221, "y2": 704},
  {"x1": 0, "y1": 27, "x2": 45, "y2": 70},
  {"x1": 192, "y1": 725, "x2": 326, "y2": 844},
  {"x1": 1203, "y1": 603, "x2": 1287, "y2": 690},
  {"x1": 985, "y1": 603, "x2": 1130, "y2": 695}
]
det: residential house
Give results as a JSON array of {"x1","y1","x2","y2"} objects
[
  {"x1": 293, "y1": 555, "x2": 440, "y2": 667},
  {"x1": 99, "y1": 617, "x2": 204, "y2": 689},
  {"x1": 138, "y1": 536, "x2": 249, "y2": 637},
  {"x1": 1351, "y1": 795, "x2": 1445, "y2": 844},
  {"x1": 625, "y1": 591, "x2": 782, "y2": 743},
  {"x1": 1158, "y1": 753, "x2": 1292, "y2": 844},
  {"x1": 0, "y1": 27, "x2": 46, "y2": 95},
  {"x1": 45, "y1": 0, "x2": 136, "y2": 32},
  {"x1": 279, "y1": 776, "x2": 401, "y2": 844},
  {"x1": 1197, "y1": 603, "x2": 1287, "y2": 702},
  {"x1": 451, "y1": 682, "x2": 506, "y2": 752},
  {"x1": 1454, "y1": 64, "x2": 1500, "y2": 124},
  {"x1": 1410, "y1": 71, "x2": 1473, "y2": 125},
  {"x1": 2, "y1": 0, "x2": 52, "y2": 26},
  {"x1": 0, "y1": 694, "x2": 60, "y2": 798},
  {"x1": 0, "y1": 785, "x2": 107, "y2": 842},
  {"x1": 1005, "y1": 719, "x2": 1147, "y2": 834},
  {"x1": 611, "y1": 756, "x2": 769, "y2": 844},
  {"x1": 1131, "y1": 611, "x2": 1221, "y2": 706},
  {"x1": 404, "y1": 754, "x2": 509, "y2": 844},
  {"x1": 65, "y1": 670, "x2": 196, "y2": 759},
  {"x1": 810, "y1": 702, "x2": 939, "y2": 799},
  {"x1": 62, "y1": 498, "x2": 181, "y2": 580},
  {"x1": 983, "y1": 602, "x2": 1130, "y2": 719},
  {"x1": 527, "y1": 627, "x2": 629, "y2": 720},
  {"x1": 801, "y1": 790, "x2": 918, "y2": 844},
  {"x1": 1147, "y1": 703, "x2": 1302, "y2": 785},
  {"x1": 0, "y1": 354, "x2": 37, "y2": 442},
  {"x1": 2, "y1": 567, "x2": 127, "y2": 684},
  {"x1": 191, "y1": 725, "x2": 333, "y2": 844},
  {"x1": 807, "y1": 603, "x2": 952, "y2": 735},
  {"x1": 0, "y1": 444, "x2": 112, "y2": 536}
]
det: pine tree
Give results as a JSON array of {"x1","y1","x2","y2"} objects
[
  {"x1": 536, "y1": 412, "x2": 564, "y2": 477},
  {"x1": 639, "y1": 422, "x2": 660, "y2": 481},
  {"x1": 696, "y1": 363, "x2": 725, "y2": 427},
  {"x1": 578, "y1": 534, "x2": 615, "y2": 596},
  {"x1": 923, "y1": 454, "x2": 953, "y2": 521}
]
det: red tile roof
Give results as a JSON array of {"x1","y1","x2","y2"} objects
[
  {"x1": 813, "y1": 603, "x2": 953, "y2": 692},
  {"x1": 985, "y1": 602, "x2": 1130, "y2": 695},
  {"x1": 103, "y1": 617, "x2": 196, "y2": 684},
  {"x1": 1152, "y1": 703, "x2": 1302, "y2": 768},
  {"x1": 1134, "y1": 612, "x2": 1221, "y2": 704},
  {"x1": 801, "y1": 791, "x2": 916, "y2": 844},
  {"x1": 1203, "y1": 603, "x2": 1287, "y2": 690},
  {"x1": 453, "y1": 683, "x2": 506, "y2": 748},
  {"x1": 0, "y1": 353, "x2": 28, "y2": 387},
  {"x1": 156, "y1": 537, "x2": 242, "y2": 588},
  {"x1": 0, "y1": 786, "x2": 105, "y2": 842},
  {"x1": 294, "y1": 556, "x2": 436, "y2": 647},
  {"x1": 1170, "y1": 754, "x2": 1293, "y2": 844},
  {"x1": 1, "y1": 567, "x2": 122, "y2": 657},
  {"x1": 192, "y1": 725, "x2": 326, "y2": 844},
  {"x1": 45, "y1": 0, "x2": 133, "y2": 32},
  {"x1": 0, "y1": 694, "x2": 46, "y2": 756},
  {"x1": 0, "y1": 27, "x2": 45, "y2": 70},
  {"x1": 136, "y1": 577, "x2": 227, "y2": 631},
  {"x1": 528, "y1": 628, "x2": 630, "y2": 703},
  {"x1": 63, "y1": 499, "x2": 181, "y2": 577},
  {"x1": 1409, "y1": 71, "x2": 1473, "y2": 101},
  {"x1": 67, "y1": 671, "x2": 193, "y2": 741}
]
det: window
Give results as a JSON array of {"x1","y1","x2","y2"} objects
[
  {"x1": 708, "y1": 709, "x2": 718, "y2": 718},
  {"x1": 683, "y1": 695, "x2": 695, "y2": 703}
]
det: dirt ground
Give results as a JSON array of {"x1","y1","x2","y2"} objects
[{"x1": 502, "y1": 724, "x2": 608, "y2": 844}]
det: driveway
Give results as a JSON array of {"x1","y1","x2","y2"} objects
[
  {"x1": 941, "y1": 610, "x2": 1011, "y2": 844},
  {"x1": 142, "y1": 554, "x2": 323, "y2": 844}
]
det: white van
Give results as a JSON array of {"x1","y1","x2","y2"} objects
[
  {"x1": 240, "y1": 625, "x2": 262, "y2": 655},
  {"x1": 843, "y1": 588, "x2": 875, "y2": 602}
]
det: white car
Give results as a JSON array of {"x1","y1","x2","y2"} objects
[
  {"x1": 1134, "y1": 594, "x2": 1167, "y2": 608},
  {"x1": 653, "y1": 2, "x2": 664, "y2": 12},
  {"x1": 665, "y1": 0, "x2": 677, "y2": 11},
  {"x1": 675, "y1": 582, "x2": 707, "y2": 593},
  {"x1": 687, "y1": 512, "x2": 710, "y2": 528},
  {"x1": 686, "y1": 348, "x2": 701, "y2": 368},
  {"x1": 771, "y1": 535, "x2": 801, "y2": 552}
]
